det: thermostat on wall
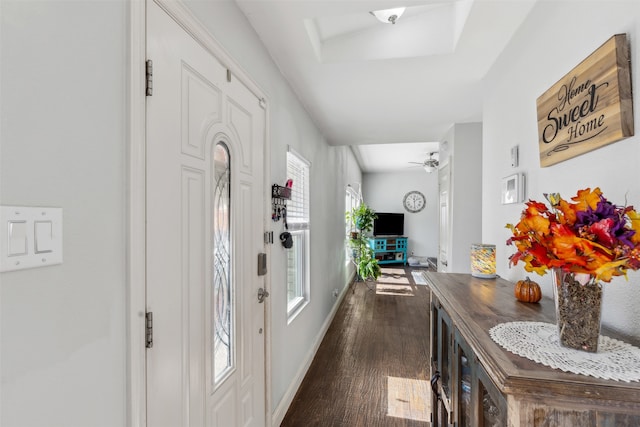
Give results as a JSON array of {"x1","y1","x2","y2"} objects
[{"x1": 511, "y1": 145, "x2": 519, "y2": 168}]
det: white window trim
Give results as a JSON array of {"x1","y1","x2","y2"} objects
[
  {"x1": 286, "y1": 230, "x2": 310, "y2": 321},
  {"x1": 286, "y1": 148, "x2": 311, "y2": 320}
]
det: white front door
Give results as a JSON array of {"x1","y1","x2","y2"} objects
[{"x1": 146, "y1": 1, "x2": 266, "y2": 426}]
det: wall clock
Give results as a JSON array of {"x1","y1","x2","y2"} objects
[{"x1": 403, "y1": 191, "x2": 426, "y2": 213}]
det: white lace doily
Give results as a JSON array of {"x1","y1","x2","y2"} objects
[{"x1": 489, "y1": 321, "x2": 640, "y2": 382}]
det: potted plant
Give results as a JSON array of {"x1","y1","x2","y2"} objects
[
  {"x1": 356, "y1": 245, "x2": 381, "y2": 281},
  {"x1": 346, "y1": 203, "x2": 377, "y2": 234},
  {"x1": 346, "y1": 203, "x2": 381, "y2": 281}
]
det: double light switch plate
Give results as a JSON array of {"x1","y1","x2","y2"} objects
[{"x1": 1, "y1": 206, "x2": 63, "y2": 272}]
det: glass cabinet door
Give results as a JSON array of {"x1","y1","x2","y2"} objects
[
  {"x1": 456, "y1": 334, "x2": 472, "y2": 427},
  {"x1": 457, "y1": 347, "x2": 472, "y2": 427},
  {"x1": 440, "y1": 308, "x2": 452, "y2": 400},
  {"x1": 455, "y1": 330, "x2": 507, "y2": 427},
  {"x1": 476, "y1": 363, "x2": 507, "y2": 427},
  {"x1": 430, "y1": 298, "x2": 440, "y2": 424},
  {"x1": 432, "y1": 296, "x2": 507, "y2": 427},
  {"x1": 431, "y1": 297, "x2": 454, "y2": 426}
]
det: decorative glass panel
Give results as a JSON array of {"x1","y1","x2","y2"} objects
[
  {"x1": 213, "y1": 142, "x2": 232, "y2": 383},
  {"x1": 480, "y1": 381, "x2": 505, "y2": 426},
  {"x1": 458, "y1": 348, "x2": 471, "y2": 426}
]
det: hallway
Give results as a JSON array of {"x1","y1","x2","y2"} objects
[{"x1": 281, "y1": 267, "x2": 432, "y2": 426}]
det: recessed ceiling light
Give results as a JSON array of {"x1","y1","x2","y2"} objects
[{"x1": 370, "y1": 7, "x2": 406, "y2": 25}]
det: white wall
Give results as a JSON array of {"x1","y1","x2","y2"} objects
[
  {"x1": 1, "y1": 1, "x2": 362, "y2": 426},
  {"x1": 483, "y1": 1, "x2": 640, "y2": 339},
  {"x1": 1, "y1": 1, "x2": 127, "y2": 426},
  {"x1": 363, "y1": 170, "x2": 439, "y2": 258},
  {"x1": 181, "y1": 0, "x2": 362, "y2": 422}
]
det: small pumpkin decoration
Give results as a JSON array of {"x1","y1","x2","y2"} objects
[{"x1": 514, "y1": 277, "x2": 542, "y2": 303}]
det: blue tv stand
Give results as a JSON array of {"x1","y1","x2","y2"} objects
[{"x1": 368, "y1": 236, "x2": 408, "y2": 265}]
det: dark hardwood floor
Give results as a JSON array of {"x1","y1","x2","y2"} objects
[{"x1": 281, "y1": 266, "x2": 432, "y2": 427}]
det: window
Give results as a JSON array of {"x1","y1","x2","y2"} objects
[
  {"x1": 212, "y1": 142, "x2": 233, "y2": 384},
  {"x1": 345, "y1": 186, "x2": 360, "y2": 263},
  {"x1": 286, "y1": 148, "x2": 310, "y2": 317}
]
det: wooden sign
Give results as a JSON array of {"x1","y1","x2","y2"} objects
[{"x1": 537, "y1": 34, "x2": 633, "y2": 167}]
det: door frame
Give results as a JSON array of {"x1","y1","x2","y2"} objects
[{"x1": 127, "y1": 1, "x2": 272, "y2": 425}]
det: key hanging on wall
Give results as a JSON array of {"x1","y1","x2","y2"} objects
[{"x1": 271, "y1": 183, "x2": 291, "y2": 223}]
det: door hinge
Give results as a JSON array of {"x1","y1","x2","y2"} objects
[
  {"x1": 146, "y1": 60, "x2": 153, "y2": 96},
  {"x1": 264, "y1": 231, "x2": 273, "y2": 244},
  {"x1": 145, "y1": 311, "x2": 153, "y2": 348}
]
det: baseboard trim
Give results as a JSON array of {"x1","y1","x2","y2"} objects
[{"x1": 271, "y1": 272, "x2": 355, "y2": 426}]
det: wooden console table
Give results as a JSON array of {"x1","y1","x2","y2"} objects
[{"x1": 425, "y1": 272, "x2": 640, "y2": 427}]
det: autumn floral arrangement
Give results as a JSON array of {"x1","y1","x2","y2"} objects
[{"x1": 506, "y1": 188, "x2": 640, "y2": 282}]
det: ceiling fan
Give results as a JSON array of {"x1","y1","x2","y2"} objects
[{"x1": 409, "y1": 152, "x2": 439, "y2": 173}]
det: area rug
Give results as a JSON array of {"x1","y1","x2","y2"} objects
[{"x1": 411, "y1": 271, "x2": 428, "y2": 285}]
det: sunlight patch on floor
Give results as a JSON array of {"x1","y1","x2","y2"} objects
[
  {"x1": 380, "y1": 267, "x2": 406, "y2": 275},
  {"x1": 386, "y1": 376, "x2": 431, "y2": 422},
  {"x1": 376, "y1": 284, "x2": 414, "y2": 296},
  {"x1": 378, "y1": 275, "x2": 411, "y2": 285}
]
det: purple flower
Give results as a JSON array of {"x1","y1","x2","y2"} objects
[{"x1": 575, "y1": 197, "x2": 636, "y2": 248}]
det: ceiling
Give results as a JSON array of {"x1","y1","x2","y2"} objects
[{"x1": 234, "y1": 0, "x2": 537, "y2": 172}]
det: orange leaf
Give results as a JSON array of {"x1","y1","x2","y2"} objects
[
  {"x1": 571, "y1": 187, "x2": 602, "y2": 211},
  {"x1": 556, "y1": 199, "x2": 576, "y2": 225}
]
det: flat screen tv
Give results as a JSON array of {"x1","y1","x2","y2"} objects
[{"x1": 373, "y1": 213, "x2": 404, "y2": 236}]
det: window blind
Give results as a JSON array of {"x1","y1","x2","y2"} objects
[{"x1": 286, "y1": 149, "x2": 310, "y2": 230}]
